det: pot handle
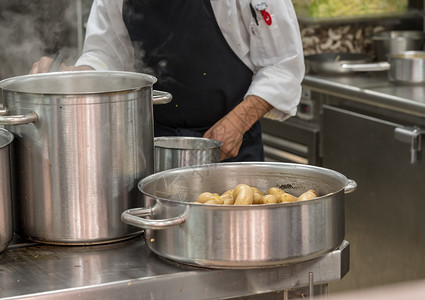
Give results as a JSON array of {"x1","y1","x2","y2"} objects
[
  {"x1": 0, "y1": 108, "x2": 38, "y2": 125},
  {"x1": 152, "y1": 90, "x2": 172, "y2": 105},
  {"x1": 121, "y1": 207, "x2": 186, "y2": 230},
  {"x1": 344, "y1": 179, "x2": 357, "y2": 194},
  {"x1": 341, "y1": 62, "x2": 390, "y2": 72}
]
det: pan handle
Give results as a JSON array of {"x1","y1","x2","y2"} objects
[
  {"x1": 341, "y1": 62, "x2": 390, "y2": 72},
  {"x1": 152, "y1": 90, "x2": 172, "y2": 105},
  {"x1": 344, "y1": 179, "x2": 357, "y2": 194},
  {"x1": 0, "y1": 108, "x2": 38, "y2": 125},
  {"x1": 121, "y1": 207, "x2": 186, "y2": 230}
]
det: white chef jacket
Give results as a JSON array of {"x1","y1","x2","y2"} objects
[{"x1": 75, "y1": 0, "x2": 305, "y2": 121}]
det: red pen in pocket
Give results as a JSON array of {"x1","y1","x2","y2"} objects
[{"x1": 255, "y1": 2, "x2": 272, "y2": 26}]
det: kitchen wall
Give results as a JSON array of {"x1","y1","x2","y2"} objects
[{"x1": 0, "y1": 0, "x2": 93, "y2": 80}]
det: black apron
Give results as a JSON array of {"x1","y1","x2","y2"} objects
[{"x1": 123, "y1": 0, "x2": 264, "y2": 161}]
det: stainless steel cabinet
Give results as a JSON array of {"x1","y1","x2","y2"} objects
[{"x1": 321, "y1": 105, "x2": 425, "y2": 292}]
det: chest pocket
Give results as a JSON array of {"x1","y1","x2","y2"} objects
[{"x1": 248, "y1": 2, "x2": 285, "y2": 66}]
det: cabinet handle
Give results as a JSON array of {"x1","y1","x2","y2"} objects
[{"x1": 394, "y1": 127, "x2": 425, "y2": 164}]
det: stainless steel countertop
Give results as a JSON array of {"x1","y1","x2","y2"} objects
[
  {"x1": 0, "y1": 236, "x2": 349, "y2": 300},
  {"x1": 303, "y1": 72, "x2": 425, "y2": 117}
]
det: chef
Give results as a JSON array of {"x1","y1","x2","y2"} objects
[{"x1": 30, "y1": 0, "x2": 304, "y2": 162}]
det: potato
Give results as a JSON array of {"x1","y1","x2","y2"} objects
[
  {"x1": 233, "y1": 184, "x2": 254, "y2": 205},
  {"x1": 261, "y1": 194, "x2": 278, "y2": 204},
  {"x1": 268, "y1": 187, "x2": 286, "y2": 197},
  {"x1": 251, "y1": 187, "x2": 265, "y2": 204},
  {"x1": 222, "y1": 189, "x2": 233, "y2": 196},
  {"x1": 220, "y1": 193, "x2": 234, "y2": 205},
  {"x1": 198, "y1": 192, "x2": 219, "y2": 203},
  {"x1": 279, "y1": 193, "x2": 298, "y2": 203},
  {"x1": 205, "y1": 199, "x2": 219, "y2": 204},
  {"x1": 297, "y1": 190, "x2": 318, "y2": 201}
]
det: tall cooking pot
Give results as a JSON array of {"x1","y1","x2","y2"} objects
[
  {"x1": 372, "y1": 30, "x2": 425, "y2": 61},
  {"x1": 0, "y1": 128, "x2": 13, "y2": 252},
  {"x1": 122, "y1": 162, "x2": 357, "y2": 268},
  {"x1": 0, "y1": 71, "x2": 172, "y2": 245}
]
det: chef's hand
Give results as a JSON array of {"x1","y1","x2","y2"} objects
[
  {"x1": 29, "y1": 56, "x2": 94, "y2": 74},
  {"x1": 203, "y1": 95, "x2": 273, "y2": 161}
]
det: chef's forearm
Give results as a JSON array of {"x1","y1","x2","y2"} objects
[{"x1": 228, "y1": 95, "x2": 273, "y2": 134}]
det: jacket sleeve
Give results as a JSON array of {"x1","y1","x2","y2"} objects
[
  {"x1": 75, "y1": 0, "x2": 134, "y2": 71},
  {"x1": 247, "y1": 0, "x2": 305, "y2": 121},
  {"x1": 214, "y1": 0, "x2": 305, "y2": 121}
]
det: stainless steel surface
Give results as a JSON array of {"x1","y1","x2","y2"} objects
[
  {"x1": 0, "y1": 129, "x2": 13, "y2": 253},
  {"x1": 304, "y1": 53, "x2": 372, "y2": 74},
  {"x1": 0, "y1": 71, "x2": 171, "y2": 244},
  {"x1": 0, "y1": 236, "x2": 350, "y2": 300},
  {"x1": 372, "y1": 30, "x2": 425, "y2": 61},
  {"x1": 302, "y1": 69, "x2": 425, "y2": 292},
  {"x1": 261, "y1": 116, "x2": 321, "y2": 165},
  {"x1": 262, "y1": 133, "x2": 309, "y2": 164},
  {"x1": 154, "y1": 136, "x2": 222, "y2": 172},
  {"x1": 394, "y1": 126, "x2": 425, "y2": 164},
  {"x1": 261, "y1": 88, "x2": 321, "y2": 166},
  {"x1": 302, "y1": 73, "x2": 425, "y2": 117},
  {"x1": 321, "y1": 105, "x2": 425, "y2": 292},
  {"x1": 123, "y1": 162, "x2": 356, "y2": 268}
]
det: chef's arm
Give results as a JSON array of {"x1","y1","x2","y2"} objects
[
  {"x1": 29, "y1": 56, "x2": 93, "y2": 74},
  {"x1": 203, "y1": 95, "x2": 273, "y2": 161}
]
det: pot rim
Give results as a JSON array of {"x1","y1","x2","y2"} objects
[
  {"x1": 139, "y1": 162, "x2": 352, "y2": 207},
  {"x1": 154, "y1": 136, "x2": 223, "y2": 150},
  {"x1": 0, "y1": 70, "x2": 158, "y2": 96},
  {"x1": 0, "y1": 128, "x2": 14, "y2": 148},
  {"x1": 389, "y1": 50, "x2": 425, "y2": 60},
  {"x1": 372, "y1": 30, "x2": 425, "y2": 41}
]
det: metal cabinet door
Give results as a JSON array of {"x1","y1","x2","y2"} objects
[{"x1": 321, "y1": 105, "x2": 425, "y2": 292}]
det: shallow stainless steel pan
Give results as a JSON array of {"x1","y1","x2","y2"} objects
[
  {"x1": 121, "y1": 162, "x2": 357, "y2": 269},
  {"x1": 305, "y1": 52, "x2": 373, "y2": 74}
]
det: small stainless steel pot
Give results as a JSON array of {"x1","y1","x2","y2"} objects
[
  {"x1": 154, "y1": 136, "x2": 222, "y2": 172},
  {"x1": 122, "y1": 162, "x2": 357, "y2": 269},
  {"x1": 0, "y1": 128, "x2": 13, "y2": 253}
]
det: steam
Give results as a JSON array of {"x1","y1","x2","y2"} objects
[{"x1": 0, "y1": 1, "x2": 87, "y2": 80}]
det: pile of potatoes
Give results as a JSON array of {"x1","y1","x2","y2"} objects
[{"x1": 196, "y1": 184, "x2": 318, "y2": 205}]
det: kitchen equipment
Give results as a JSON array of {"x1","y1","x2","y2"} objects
[
  {"x1": 0, "y1": 128, "x2": 13, "y2": 253},
  {"x1": 342, "y1": 51, "x2": 425, "y2": 84},
  {"x1": 0, "y1": 237, "x2": 349, "y2": 299},
  {"x1": 154, "y1": 136, "x2": 222, "y2": 172},
  {"x1": 305, "y1": 52, "x2": 373, "y2": 74},
  {"x1": 372, "y1": 30, "x2": 425, "y2": 61},
  {"x1": 261, "y1": 87, "x2": 321, "y2": 166},
  {"x1": 0, "y1": 71, "x2": 172, "y2": 245},
  {"x1": 122, "y1": 162, "x2": 356, "y2": 268}
]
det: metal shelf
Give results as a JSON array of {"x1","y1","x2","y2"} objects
[
  {"x1": 0, "y1": 236, "x2": 349, "y2": 300},
  {"x1": 297, "y1": 9, "x2": 424, "y2": 25}
]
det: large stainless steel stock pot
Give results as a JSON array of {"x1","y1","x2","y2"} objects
[
  {"x1": 0, "y1": 71, "x2": 172, "y2": 245},
  {"x1": 0, "y1": 128, "x2": 13, "y2": 252},
  {"x1": 122, "y1": 162, "x2": 357, "y2": 268}
]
